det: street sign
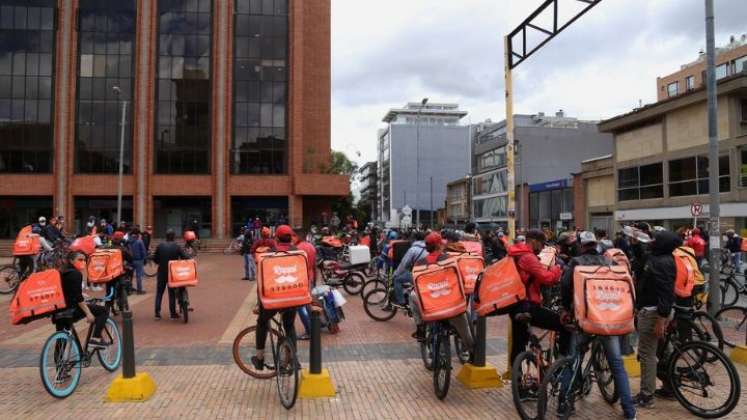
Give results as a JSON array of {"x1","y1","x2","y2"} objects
[{"x1": 691, "y1": 202, "x2": 703, "y2": 217}]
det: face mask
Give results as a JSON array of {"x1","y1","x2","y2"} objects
[{"x1": 73, "y1": 259, "x2": 86, "y2": 272}]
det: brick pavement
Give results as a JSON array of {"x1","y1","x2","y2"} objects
[{"x1": 2, "y1": 254, "x2": 747, "y2": 418}]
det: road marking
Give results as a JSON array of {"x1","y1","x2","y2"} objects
[{"x1": 218, "y1": 283, "x2": 257, "y2": 345}]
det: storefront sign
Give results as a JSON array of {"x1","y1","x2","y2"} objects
[
  {"x1": 529, "y1": 179, "x2": 568, "y2": 193},
  {"x1": 559, "y1": 212, "x2": 573, "y2": 221}
]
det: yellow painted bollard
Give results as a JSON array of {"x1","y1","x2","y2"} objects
[
  {"x1": 106, "y1": 310, "x2": 156, "y2": 402},
  {"x1": 299, "y1": 309, "x2": 335, "y2": 398},
  {"x1": 457, "y1": 316, "x2": 502, "y2": 389}
]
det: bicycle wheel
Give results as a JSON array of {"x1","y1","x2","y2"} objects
[
  {"x1": 720, "y1": 278, "x2": 739, "y2": 307},
  {"x1": 361, "y1": 277, "x2": 385, "y2": 298},
  {"x1": 362, "y1": 288, "x2": 397, "y2": 321},
  {"x1": 275, "y1": 336, "x2": 299, "y2": 410},
  {"x1": 511, "y1": 351, "x2": 541, "y2": 420},
  {"x1": 232, "y1": 325, "x2": 280, "y2": 378},
  {"x1": 343, "y1": 271, "x2": 365, "y2": 296},
  {"x1": 180, "y1": 289, "x2": 189, "y2": 323},
  {"x1": 591, "y1": 341, "x2": 618, "y2": 404},
  {"x1": 693, "y1": 310, "x2": 724, "y2": 351},
  {"x1": 0, "y1": 265, "x2": 20, "y2": 294},
  {"x1": 538, "y1": 357, "x2": 574, "y2": 420},
  {"x1": 144, "y1": 258, "x2": 158, "y2": 277},
  {"x1": 39, "y1": 331, "x2": 81, "y2": 399},
  {"x1": 453, "y1": 334, "x2": 471, "y2": 365},
  {"x1": 97, "y1": 318, "x2": 123, "y2": 372},
  {"x1": 433, "y1": 332, "x2": 451, "y2": 400},
  {"x1": 715, "y1": 305, "x2": 747, "y2": 348},
  {"x1": 668, "y1": 341, "x2": 741, "y2": 419},
  {"x1": 420, "y1": 327, "x2": 434, "y2": 371}
]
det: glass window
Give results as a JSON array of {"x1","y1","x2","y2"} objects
[
  {"x1": 736, "y1": 56, "x2": 747, "y2": 74},
  {"x1": 155, "y1": 0, "x2": 212, "y2": 174},
  {"x1": 232, "y1": 0, "x2": 287, "y2": 174},
  {"x1": 617, "y1": 163, "x2": 663, "y2": 201},
  {"x1": 0, "y1": 0, "x2": 55, "y2": 173},
  {"x1": 667, "y1": 81, "x2": 678, "y2": 97},
  {"x1": 669, "y1": 154, "x2": 730, "y2": 197},
  {"x1": 716, "y1": 63, "x2": 728, "y2": 80},
  {"x1": 473, "y1": 196, "x2": 507, "y2": 220},
  {"x1": 741, "y1": 148, "x2": 747, "y2": 187},
  {"x1": 686, "y1": 76, "x2": 695, "y2": 91},
  {"x1": 477, "y1": 146, "x2": 506, "y2": 172},
  {"x1": 76, "y1": 1, "x2": 135, "y2": 174},
  {"x1": 473, "y1": 169, "x2": 507, "y2": 196}
]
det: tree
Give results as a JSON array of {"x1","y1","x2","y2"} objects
[{"x1": 324, "y1": 150, "x2": 359, "y2": 181}]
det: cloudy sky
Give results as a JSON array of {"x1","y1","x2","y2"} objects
[{"x1": 330, "y1": 0, "x2": 747, "y2": 165}]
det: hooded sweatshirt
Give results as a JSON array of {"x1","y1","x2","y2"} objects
[
  {"x1": 637, "y1": 231, "x2": 681, "y2": 316},
  {"x1": 393, "y1": 241, "x2": 426, "y2": 277},
  {"x1": 508, "y1": 243, "x2": 561, "y2": 305}
]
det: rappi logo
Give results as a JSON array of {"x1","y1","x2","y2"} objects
[
  {"x1": 593, "y1": 285, "x2": 625, "y2": 311},
  {"x1": 464, "y1": 266, "x2": 479, "y2": 282},
  {"x1": 273, "y1": 265, "x2": 298, "y2": 284},
  {"x1": 174, "y1": 267, "x2": 193, "y2": 279},
  {"x1": 427, "y1": 279, "x2": 452, "y2": 298},
  {"x1": 91, "y1": 260, "x2": 106, "y2": 273}
]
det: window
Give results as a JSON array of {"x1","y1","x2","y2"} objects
[
  {"x1": 473, "y1": 169, "x2": 507, "y2": 196},
  {"x1": 477, "y1": 146, "x2": 506, "y2": 171},
  {"x1": 741, "y1": 98, "x2": 747, "y2": 122},
  {"x1": 617, "y1": 163, "x2": 663, "y2": 201},
  {"x1": 716, "y1": 63, "x2": 728, "y2": 80},
  {"x1": 76, "y1": 1, "x2": 135, "y2": 173},
  {"x1": 473, "y1": 196, "x2": 507, "y2": 220},
  {"x1": 0, "y1": 1, "x2": 55, "y2": 173},
  {"x1": 686, "y1": 76, "x2": 695, "y2": 91},
  {"x1": 155, "y1": 0, "x2": 212, "y2": 174},
  {"x1": 669, "y1": 154, "x2": 730, "y2": 196},
  {"x1": 667, "y1": 81, "x2": 679, "y2": 97},
  {"x1": 232, "y1": 0, "x2": 288, "y2": 174},
  {"x1": 735, "y1": 56, "x2": 747, "y2": 74},
  {"x1": 741, "y1": 148, "x2": 747, "y2": 187}
]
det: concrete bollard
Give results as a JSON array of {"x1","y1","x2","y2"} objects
[
  {"x1": 106, "y1": 310, "x2": 156, "y2": 402},
  {"x1": 299, "y1": 309, "x2": 335, "y2": 398}
]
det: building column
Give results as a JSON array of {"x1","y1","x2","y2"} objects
[
  {"x1": 134, "y1": 0, "x2": 156, "y2": 229},
  {"x1": 53, "y1": 0, "x2": 78, "y2": 223},
  {"x1": 211, "y1": 0, "x2": 232, "y2": 239},
  {"x1": 289, "y1": 195, "x2": 303, "y2": 228}
]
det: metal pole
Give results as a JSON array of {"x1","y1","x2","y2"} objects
[
  {"x1": 416, "y1": 110, "x2": 421, "y2": 230},
  {"x1": 504, "y1": 36, "x2": 517, "y2": 240},
  {"x1": 473, "y1": 316, "x2": 487, "y2": 367},
  {"x1": 705, "y1": 0, "x2": 721, "y2": 315},
  {"x1": 310, "y1": 309, "x2": 322, "y2": 374},
  {"x1": 122, "y1": 310, "x2": 136, "y2": 378},
  {"x1": 430, "y1": 176, "x2": 434, "y2": 228},
  {"x1": 518, "y1": 141, "x2": 524, "y2": 230},
  {"x1": 116, "y1": 98, "x2": 127, "y2": 227}
]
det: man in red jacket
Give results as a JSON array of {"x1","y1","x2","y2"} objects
[
  {"x1": 684, "y1": 228, "x2": 706, "y2": 265},
  {"x1": 508, "y1": 229, "x2": 569, "y2": 364}
]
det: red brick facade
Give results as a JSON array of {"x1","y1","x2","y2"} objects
[{"x1": 0, "y1": 0, "x2": 348, "y2": 238}]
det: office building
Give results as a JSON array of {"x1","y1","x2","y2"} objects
[{"x1": 358, "y1": 161, "x2": 377, "y2": 221}]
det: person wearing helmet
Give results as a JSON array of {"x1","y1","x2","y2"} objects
[
  {"x1": 684, "y1": 228, "x2": 706, "y2": 266},
  {"x1": 558, "y1": 232, "x2": 636, "y2": 420}
]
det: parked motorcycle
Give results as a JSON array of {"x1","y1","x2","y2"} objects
[{"x1": 317, "y1": 259, "x2": 367, "y2": 295}]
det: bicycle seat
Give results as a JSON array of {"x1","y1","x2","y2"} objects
[
  {"x1": 672, "y1": 304, "x2": 694, "y2": 314},
  {"x1": 52, "y1": 308, "x2": 77, "y2": 322}
]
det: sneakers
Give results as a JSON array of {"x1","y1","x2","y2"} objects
[
  {"x1": 556, "y1": 401, "x2": 575, "y2": 417},
  {"x1": 634, "y1": 393, "x2": 655, "y2": 408},
  {"x1": 298, "y1": 334, "x2": 311, "y2": 341},
  {"x1": 91, "y1": 285, "x2": 103, "y2": 292},
  {"x1": 154, "y1": 314, "x2": 162, "y2": 320},
  {"x1": 251, "y1": 356, "x2": 264, "y2": 371},
  {"x1": 411, "y1": 325, "x2": 426, "y2": 342},
  {"x1": 654, "y1": 388, "x2": 675, "y2": 400}
]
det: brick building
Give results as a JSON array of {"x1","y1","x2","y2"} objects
[{"x1": 0, "y1": 0, "x2": 348, "y2": 239}]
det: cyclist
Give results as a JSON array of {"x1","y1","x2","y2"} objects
[
  {"x1": 153, "y1": 229, "x2": 190, "y2": 320},
  {"x1": 508, "y1": 229, "x2": 568, "y2": 365},
  {"x1": 725, "y1": 229, "x2": 743, "y2": 271},
  {"x1": 389, "y1": 231, "x2": 426, "y2": 308},
  {"x1": 559, "y1": 231, "x2": 636, "y2": 419},
  {"x1": 110, "y1": 231, "x2": 135, "y2": 299},
  {"x1": 251, "y1": 225, "x2": 299, "y2": 370},
  {"x1": 58, "y1": 251, "x2": 108, "y2": 348}
]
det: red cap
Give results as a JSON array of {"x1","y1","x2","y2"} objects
[
  {"x1": 183, "y1": 230, "x2": 196, "y2": 241},
  {"x1": 112, "y1": 231, "x2": 125, "y2": 241},
  {"x1": 276, "y1": 225, "x2": 294, "y2": 238},
  {"x1": 425, "y1": 232, "x2": 443, "y2": 247},
  {"x1": 692, "y1": 228, "x2": 701, "y2": 235}
]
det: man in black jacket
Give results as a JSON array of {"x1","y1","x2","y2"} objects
[
  {"x1": 153, "y1": 229, "x2": 190, "y2": 320},
  {"x1": 59, "y1": 252, "x2": 108, "y2": 347},
  {"x1": 635, "y1": 230, "x2": 680, "y2": 408}
]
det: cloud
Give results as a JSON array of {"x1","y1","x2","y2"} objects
[{"x1": 331, "y1": 0, "x2": 747, "y2": 165}]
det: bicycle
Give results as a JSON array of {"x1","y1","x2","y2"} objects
[
  {"x1": 362, "y1": 274, "x2": 412, "y2": 322},
  {"x1": 39, "y1": 292, "x2": 122, "y2": 398},
  {"x1": 422, "y1": 320, "x2": 460, "y2": 400},
  {"x1": 173, "y1": 286, "x2": 191, "y2": 323},
  {"x1": 714, "y1": 304, "x2": 747, "y2": 348},
  {"x1": 720, "y1": 270, "x2": 746, "y2": 307},
  {"x1": 0, "y1": 256, "x2": 31, "y2": 294},
  {"x1": 511, "y1": 314, "x2": 561, "y2": 420},
  {"x1": 231, "y1": 310, "x2": 299, "y2": 409},
  {"x1": 538, "y1": 335, "x2": 618, "y2": 420},
  {"x1": 144, "y1": 253, "x2": 158, "y2": 277}
]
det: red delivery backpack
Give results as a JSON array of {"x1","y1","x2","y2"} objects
[
  {"x1": 474, "y1": 256, "x2": 525, "y2": 317},
  {"x1": 87, "y1": 249, "x2": 124, "y2": 283},
  {"x1": 573, "y1": 265, "x2": 635, "y2": 336},
  {"x1": 460, "y1": 240, "x2": 483, "y2": 255},
  {"x1": 672, "y1": 247, "x2": 699, "y2": 298},
  {"x1": 603, "y1": 248, "x2": 631, "y2": 275},
  {"x1": 538, "y1": 246, "x2": 557, "y2": 269},
  {"x1": 70, "y1": 235, "x2": 97, "y2": 256},
  {"x1": 13, "y1": 225, "x2": 41, "y2": 256},
  {"x1": 257, "y1": 250, "x2": 312, "y2": 310},
  {"x1": 168, "y1": 259, "x2": 199, "y2": 288},
  {"x1": 9, "y1": 269, "x2": 66, "y2": 325},
  {"x1": 413, "y1": 258, "x2": 467, "y2": 322},
  {"x1": 449, "y1": 252, "x2": 484, "y2": 295}
]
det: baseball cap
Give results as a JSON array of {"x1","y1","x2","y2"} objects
[
  {"x1": 276, "y1": 225, "x2": 294, "y2": 238},
  {"x1": 578, "y1": 231, "x2": 597, "y2": 245},
  {"x1": 112, "y1": 231, "x2": 125, "y2": 241},
  {"x1": 425, "y1": 232, "x2": 443, "y2": 247}
]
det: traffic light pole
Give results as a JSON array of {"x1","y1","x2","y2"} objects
[{"x1": 504, "y1": 35, "x2": 517, "y2": 240}]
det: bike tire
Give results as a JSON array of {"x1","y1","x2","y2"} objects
[
  {"x1": 343, "y1": 271, "x2": 365, "y2": 296},
  {"x1": 668, "y1": 341, "x2": 741, "y2": 419},
  {"x1": 591, "y1": 340, "x2": 618, "y2": 404},
  {"x1": 433, "y1": 332, "x2": 451, "y2": 400},
  {"x1": 693, "y1": 310, "x2": 725, "y2": 351},
  {"x1": 362, "y1": 288, "x2": 397, "y2": 321},
  {"x1": 232, "y1": 325, "x2": 280, "y2": 379},
  {"x1": 0, "y1": 265, "x2": 20, "y2": 294},
  {"x1": 715, "y1": 305, "x2": 747, "y2": 348},
  {"x1": 720, "y1": 277, "x2": 739, "y2": 307},
  {"x1": 275, "y1": 336, "x2": 299, "y2": 410},
  {"x1": 361, "y1": 277, "x2": 385, "y2": 298},
  {"x1": 420, "y1": 327, "x2": 434, "y2": 371},
  {"x1": 144, "y1": 258, "x2": 158, "y2": 277},
  {"x1": 511, "y1": 351, "x2": 541, "y2": 420},
  {"x1": 538, "y1": 357, "x2": 574, "y2": 420},
  {"x1": 97, "y1": 318, "x2": 123, "y2": 372},
  {"x1": 181, "y1": 289, "x2": 189, "y2": 323},
  {"x1": 39, "y1": 331, "x2": 81, "y2": 399}
]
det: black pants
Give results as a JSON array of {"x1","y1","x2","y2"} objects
[
  {"x1": 509, "y1": 303, "x2": 570, "y2": 364},
  {"x1": 155, "y1": 278, "x2": 176, "y2": 317},
  {"x1": 56, "y1": 304, "x2": 108, "y2": 338},
  {"x1": 255, "y1": 306, "x2": 297, "y2": 351}
]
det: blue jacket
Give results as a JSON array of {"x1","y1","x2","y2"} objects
[
  {"x1": 393, "y1": 241, "x2": 427, "y2": 277},
  {"x1": 129, "y1": 238, "x2": 147, "y2": 261}
]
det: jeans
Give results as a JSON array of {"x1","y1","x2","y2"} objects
[
  {"x1": 155, "y1": 278, "x2": 176, "y2": 317},
  {"x1": 255, "y1": 307, "x2": 297, "y2": 351},
  {"x1": 509, "y1": 304, "x2": 570, "y2": 364},
  {"x1": 132, "y1": 259, "x2": 144, "y2": 291},
  {"x1": 565, "y1": 334, "x2": 636, "y2": 419},
  {"x1": 393, "y1": 271, "x2": 412, "y2": 305},
  {"x1": 298, "y1": 305, "x2": 311, "y2": 335},
  {"x1": 731, "y1": 251, "x2": 742, "y2": 272},
  {"x1": 243, "y1": 253, "x2": 256, "y2": 279},
  {"x1": 637, "y1": 308, "x2": 660, "y2": 397}
]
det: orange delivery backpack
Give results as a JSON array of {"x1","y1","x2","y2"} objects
[
  {"x1": 13, "y1": 225, "x2": 41, "y2": 256},
  {"x1": 87, "y1": 249, "x2": 124, "y2": 284},
  {"x1": 673, "y1": 246, "x2": 700, "y2": 298},
  {"x1": 447, "y1": 252, "x2": 484, "y2": 295},
  {"x1": 474, "y1": 256, "x2": 525, "y2": 317},
  {"x1": 9, "y1": 269, "x2": 66, "y2": 325},
  {"x1": 413, "y1": 258, "x2": 467, "y2": 322},
  {"x1": 70, "y1": 235, "x2": 97, "y2": 256},
  {"x1": 741, "y1": 237, "x2": 747, "y2": 253},
  {"x1": 168, "y1": 259, "x2": 199, "y2": 288},
  {"x1": 603, "y1": 248, "x2": 631, "y2": 275},
  {"x1": 460, "y1": 240, "x2": 483, "y2": 255},
  {"x1": 538, "y1": 246, "x2": 557, "y2": 269},
  {"x1": 256, "y1": 250, "x2": 312, "y2": 310},
  {"x1": 572, "y1": 265, "x2": 635, "y2": 336}
]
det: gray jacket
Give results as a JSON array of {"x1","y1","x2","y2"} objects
[{"x1": 393, "y1": 241, "x2": 427, "y2": 277}]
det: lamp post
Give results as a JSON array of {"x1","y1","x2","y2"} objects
[
  {"x1": 112, "y1": 86, "x2": 128, "y2": 228},
  {"x1": 415, "y1": 97, "x2": 428, "y2": 230}
]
